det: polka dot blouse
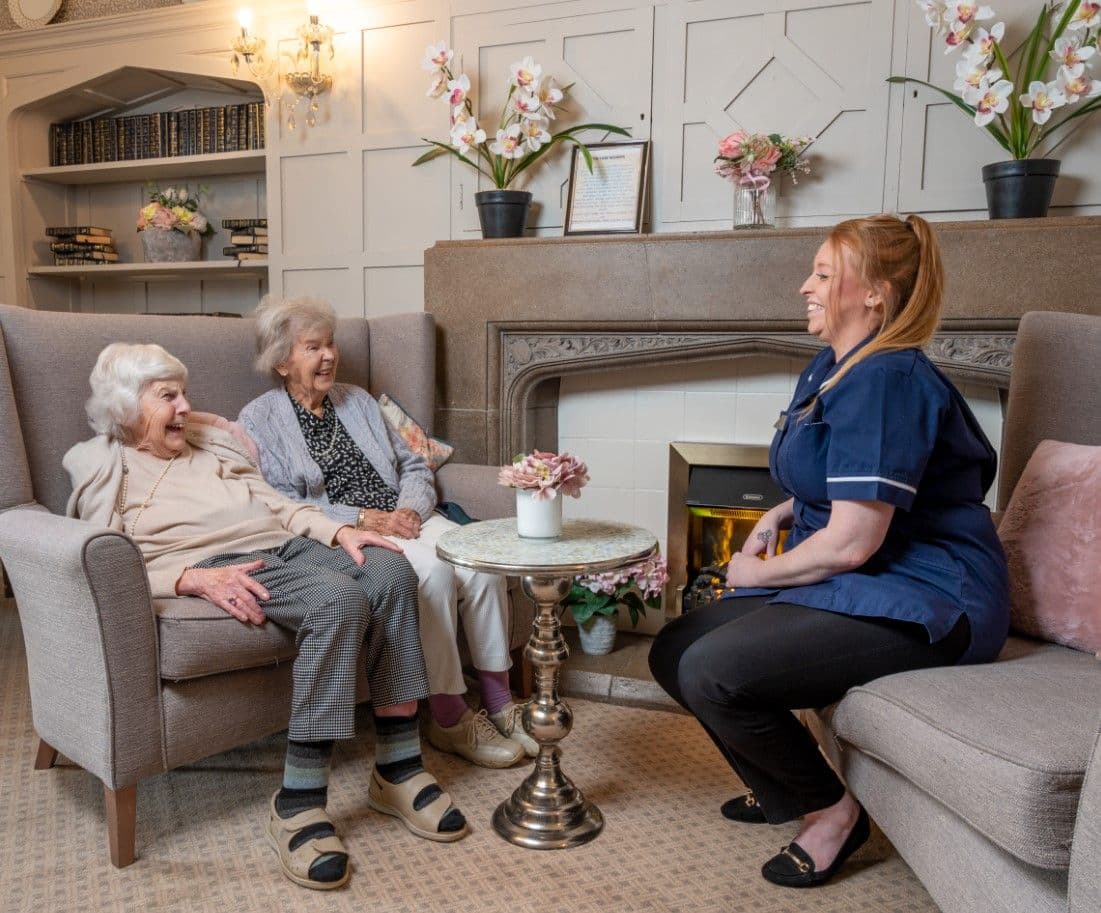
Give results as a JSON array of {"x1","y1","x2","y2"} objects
[{"x1": 289, "y1": 391, "x2": 398, "y2": 512}]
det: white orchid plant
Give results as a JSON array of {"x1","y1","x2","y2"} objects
[
  {"x1": 889, "y1": 0, "x2": 1100, "y2": 159},
  {"x1": 412, "y1": 42, "x2": 630, "y2": 189}
]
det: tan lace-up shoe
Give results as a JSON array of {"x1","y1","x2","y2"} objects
[
  {"x1": 488, "y1": 701, "x2": 538, "y2": 757},
  {"x1": 426, "y1": 708, "x2": 524, "y2": 768}
]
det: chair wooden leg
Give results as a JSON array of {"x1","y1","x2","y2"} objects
[
  {"x1": 508, "y1": 646, "x2": 534, "y2": 699},
  {"x1": 33, "y1": 738, "x2": 58, "y2": 770},
  {"x1": 104, "y1": 784, "x2": 137, "y2": 868}
]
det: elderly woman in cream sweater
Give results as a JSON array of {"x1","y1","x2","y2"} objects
[
  {"x1": 65, "y1": 342, "x2": 469, "y2": 892},
  {"x1": 238, "y1": 296, "x2": 535, "y2": 769}
]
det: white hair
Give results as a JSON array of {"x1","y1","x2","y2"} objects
[
  {"x1": 85, "y1": 342, "x2": 188, "y2": 440},
  {"x1": 251, "y1": 294, "x2": 337, "y2": 378}
]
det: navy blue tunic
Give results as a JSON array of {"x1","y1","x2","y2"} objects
[{"x1": 726, "y1": 340, "x2": 1009, "y2": 664}]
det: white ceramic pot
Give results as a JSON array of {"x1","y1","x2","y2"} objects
[
  {"x1": 515, "y1": 490, "x2": 562, "y2": 538},
  {"x1": 577, "y1": 613, "x2": 618, "y2": 655}
]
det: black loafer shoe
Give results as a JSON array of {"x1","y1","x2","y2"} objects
[
  {"x1": 760, "y1": 807, "x2": 870, "y2": 888},
  {"x1": 720, "y1": 792, "x2": 767, "y2": 823}
]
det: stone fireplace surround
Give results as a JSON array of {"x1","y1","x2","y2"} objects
[{"x1": 424, "y1": 217, "x2": 1101, "y2": 466}]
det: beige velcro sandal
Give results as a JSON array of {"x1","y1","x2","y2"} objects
[
  {"x1": 266, "y1": 792, "x2": 350, "y2": 890},
  {"x1": 367, "y1": 768, "x2": 468, "y2": 842}
]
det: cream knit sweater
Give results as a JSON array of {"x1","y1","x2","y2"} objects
[{"x1": 64, "y1": 424, "x2": 346, "y2": 597}]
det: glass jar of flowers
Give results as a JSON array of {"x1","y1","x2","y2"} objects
[
  {"x1": 567, "y1": 554, "x2": 669, "y2": 656},
  {"x1": 497, "y1": 450, "x2": 589, "y2": 539},
  {"x1": 413, "y1": 42, "x2": 631, "y2": 237},
  {"x1": 136, "y1": 183, "x2": 214, "y2": 263},
  {"x1": 714, "y1": 131, "x2": 813, "y2": 229}
]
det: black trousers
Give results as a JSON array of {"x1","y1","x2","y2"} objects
[{"x1": 648, "y1": 596, "x2": 969, "y2": 824}]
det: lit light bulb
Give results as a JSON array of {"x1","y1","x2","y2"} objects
[
  {"x1": 305, "y1": 0, "x2": 320, "y2": 18},
  {"x1": 237, "y1": 8, "x2": 253, "y2": 33}
]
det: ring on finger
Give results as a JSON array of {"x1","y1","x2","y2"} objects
[{"x1": 227, "y1": 596, "x2": 239, "y2": 607}]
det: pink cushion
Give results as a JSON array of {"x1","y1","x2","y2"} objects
[
  {"x1": 378, "y1": 393, "x2": 454, "y2": 471},
  {"x1": 998, "y1": 440, "x2": 1101, "y2": 655}
]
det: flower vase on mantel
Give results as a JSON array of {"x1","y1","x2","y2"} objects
[
  {"x1": 733, "y1": 181, "x2": 777, "y2": 229},
  {"x1": 515, "y1": 490, "x2": 562, "y2": 539}
]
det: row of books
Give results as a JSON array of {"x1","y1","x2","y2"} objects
[
  {"x1": 223, "y1": 219, "x2": 268, "y2": 261},
  {"x1": 48, "y1": 103, "x2": 266, "y2": 167},
  {"x1": 42, "y1": 219, "x2": 268, "y2": 267},
  {"x1": 45, "y1": 225, "x2": 118, "y2": 266}
]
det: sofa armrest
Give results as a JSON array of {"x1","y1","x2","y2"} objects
[
  {"x1": 0, "y1": 507, "x2": 164, "y2": 788},
  {"x1": 435, "y1": 462, "x2": 516, "y2": 520},
  {"x1": 1069, "y1": 711, "x2": 1101, "y2": 913}
]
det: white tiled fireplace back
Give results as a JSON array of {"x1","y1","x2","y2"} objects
[{"x1": 558, "y1": 355, "x2": 1003, "y2": 630}]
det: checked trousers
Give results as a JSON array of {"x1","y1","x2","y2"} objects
[{"x1": 193, "y1": 536, "x2": 429, "y2": 741}]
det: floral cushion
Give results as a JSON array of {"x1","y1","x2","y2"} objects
[
  {"x1": 998, "y1": 440, "x2": 1101, "y2": 655},
  {"x1": 377, "y1": 393, "x2": 453, "y2": 471}
]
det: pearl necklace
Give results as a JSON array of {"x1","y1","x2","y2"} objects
[{"x1": 116, "y1": 448, "x2": 179, "y2": 537}]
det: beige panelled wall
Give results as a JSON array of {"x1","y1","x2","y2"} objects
[{"x1": 0, "y1": 0, "x2": 1099, "y2": 317}]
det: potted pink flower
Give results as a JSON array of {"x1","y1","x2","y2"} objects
[
  {"x1": 498, "y1": 450, "x2": 589, "y2": 538},
  {"x1": 567, "y1": 554, "x2": 669, "y2": 655}
]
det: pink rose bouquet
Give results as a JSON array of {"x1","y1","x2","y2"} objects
[
  {"x1": 136, "y1": 182, "x2": 213, "y2": 236},
  {"x1": 714, "y1": 131, "x2": 813, "y2": 188},
  {"x1": 497, "y1": 450, "x2": 589, "y2": 501}
]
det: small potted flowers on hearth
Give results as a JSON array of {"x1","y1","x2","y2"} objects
[
  {"x1": 567, "y1": 553, "x2": 670, "y2": 656},
  {"x1": 498, "y1": 450, "x2": 589, "y2": 538}
]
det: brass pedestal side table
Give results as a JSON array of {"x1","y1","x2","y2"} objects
[{"x1": 436, "y1": 518, "x2": 657, "y2": 850}]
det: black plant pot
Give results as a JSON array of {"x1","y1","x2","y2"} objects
[
  {"x1": 474, "y1": 190, "x2": 532, "y2": 238},
  {"x1": 981, "y1": 159, "x2": 1060, "y2": 219}
]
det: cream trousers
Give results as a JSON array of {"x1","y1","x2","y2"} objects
[{"x1": 386, "y1": 513, "x2": 511, "y2": 695}]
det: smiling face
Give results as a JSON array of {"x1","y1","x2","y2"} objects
[
  {"x1": 800, "y1": 240, "x2": 884, "y2": 356},
  {"x1": 129, "y1": 379, "x2": 191, "y2": 458},
  {"x1": 279, "y1": 325, "x2": 339, "y2": 412}
]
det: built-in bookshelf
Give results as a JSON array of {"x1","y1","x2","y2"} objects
[{"x1": 9, "y1": 67, "x2": 269, "y2": 312}]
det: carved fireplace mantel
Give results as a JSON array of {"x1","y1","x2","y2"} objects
[{"x1": 425, "y1": 218, "x2": 1101, "y2": 464}]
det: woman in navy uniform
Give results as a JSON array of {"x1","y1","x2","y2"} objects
[{"x1": 649, "y1": 213, "x2": 1008, "y2": 888}]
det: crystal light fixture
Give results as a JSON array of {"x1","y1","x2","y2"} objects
[{"x1": 229, "y1": 4, "x2": 335, "y2": 131}]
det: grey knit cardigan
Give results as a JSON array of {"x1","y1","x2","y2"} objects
[{"x1": 237, "y1": 383, "x2": 437, "y2": 526}]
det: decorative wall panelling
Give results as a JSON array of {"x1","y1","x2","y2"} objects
[
  {"x1": 654, "y1": 0, "x2": 895, "y2": 232},
  {"x1": 448, "y1": 1, "x2": 654, "y2": 237},
  {"x1": 2, "y1": 0, "x2": 1101, "y2": 317}
]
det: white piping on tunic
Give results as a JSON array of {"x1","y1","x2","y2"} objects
[{"x1": 827, "y1": 475, "x2": 918, "y2": 495}]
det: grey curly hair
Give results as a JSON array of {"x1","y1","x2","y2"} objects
[
  {"x1": 251, "y1": 294, "x2": 337, "y2": 378},
  {"x1": 85, "y1": 342, "x2": 188, "y2": 440}
]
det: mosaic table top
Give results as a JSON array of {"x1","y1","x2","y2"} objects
[{"x1": 436, "y1": 518, "x2": 657, "y2": 576}]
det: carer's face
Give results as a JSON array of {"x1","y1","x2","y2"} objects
[
  {"x1": 279, "y1": 327, "x2": 339, "y2": 406},
  {"x1": 130, "y1": 379, "x2": 191, "y2": 458},
  {"x1": 799, "y1": 241, "x2": 873, "y2": 346}
]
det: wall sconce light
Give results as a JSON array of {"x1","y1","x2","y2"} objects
[{"x1": 228, "y1": 4, "x2": 335, "y2": 131}]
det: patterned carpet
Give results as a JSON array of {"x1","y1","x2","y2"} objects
[{"x1": 0, "y1": 603, "x2": 938, "y2": 913}]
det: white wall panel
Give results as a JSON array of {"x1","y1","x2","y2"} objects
[
  {"x1": 365, "y1": 265, "x2": 424, "y2": 316},
  {"x1": 280, "y1": 152, "x2": 357, "y2": 256},
  {"x1": 363, "y1": 148, "x2": 449, "y2": 264},
  {"x1": 283, "y1": 267, "x2": 356, "y2": 314}
]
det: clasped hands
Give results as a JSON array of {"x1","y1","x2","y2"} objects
[
  {"x1": 357, "y1": 506, "x2": 422, "y2": 539},
  {"x1": 175, "y1": 526, "x2": 402, "y2": 624}
]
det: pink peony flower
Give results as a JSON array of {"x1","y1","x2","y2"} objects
[
  {"x1": 498, "y1": 450, "x2": 590, "y2": 500},
  {"x1": 717, "y1": 130, "x2": 748, "y2": 158}
]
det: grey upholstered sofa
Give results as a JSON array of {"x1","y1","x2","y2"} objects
[
  {"x1": 0, "y1": 303, "x2": 527, "y2": 868},
  {"x1": 807, "y1": 311, "x2": 1101, "y2": 913}
]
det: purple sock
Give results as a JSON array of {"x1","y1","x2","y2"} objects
[
  {"x1": 479, "y1": 670, "x2": 512, "y2": 715},
  {"x1": 428, "y1": 693, "x2": 468, "y2": 728}
]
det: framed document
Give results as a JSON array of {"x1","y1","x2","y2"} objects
[{"x1": 564, "y1": 141, "x2": 649, "y2": 236}]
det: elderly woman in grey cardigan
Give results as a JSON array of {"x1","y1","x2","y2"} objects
[{"x1": 238, "y1": 295, "x2": 533, "y2": 770}]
